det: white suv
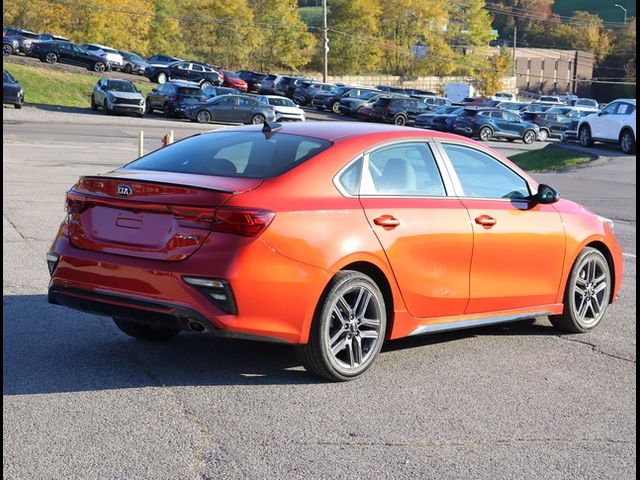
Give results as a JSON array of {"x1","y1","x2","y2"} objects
[
  {"x1": 82, "y1": 44, "x2": 124, "y2": 70},
  {"x1": 578, "y1": 99, "x2": 636, "y2": 154}
]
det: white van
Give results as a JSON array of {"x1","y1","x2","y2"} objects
[{"x1": 444, "y1": 83, "x2": 475, "y2": 103}]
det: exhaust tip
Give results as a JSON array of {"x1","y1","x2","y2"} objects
[{"x1": 188, "y1": 321, "x2": 205, "y2": 332}]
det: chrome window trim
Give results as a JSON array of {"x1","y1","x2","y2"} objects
[{"x1": 433, "y1": 140, "x2": 536, "y2": 199}]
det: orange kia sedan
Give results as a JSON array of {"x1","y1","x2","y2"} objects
[{"x1": 47, "y1": 122, "x2": 623, "y2": 381}]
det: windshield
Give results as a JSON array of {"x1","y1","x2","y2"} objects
[
  {"x1": 105, "y1": 81, "x2": 137, "y2": 92},
  {"x1": 4, "y1": 70, "x2": 15, "y2": 82},
  {"x1": 125, "y1": 132, "x2": 332, "y2": 178}
]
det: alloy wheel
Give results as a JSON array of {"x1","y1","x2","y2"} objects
[{"x1": 570, "y1": 255, "x2": 610, "y2": 328}]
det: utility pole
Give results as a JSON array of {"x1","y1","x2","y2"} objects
[
  {"x1": 512, "y1": 25, "x2": 517, "y2": 79},
  {"x1": 322, "y1": 0, "x2": 328, "y2": 83}
]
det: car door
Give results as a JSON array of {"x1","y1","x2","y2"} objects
[
  {"x1": 94, "y1": 79, "x2": 107, "y2": 104},
  {"x1": 208, "y1": 96, "x2": 239, "y2": 122},
  {"x1": 57, "y1": 43, "x2": 74, "y2": 64},
  {"x1": 439, "y1": 142, "x2": 565, "y2": 313},
  {"x1": 359, "y1": 142, "x2": 473, "y2": 318},
  {"x1": 170, "y1": 62, "x2": 190, "y2": 81},
  {"x1": 588, "y1": 102, "x2": 618, "y2": 140},
  {"x1": 608, "y1": 101, "x2": 635, "y2": 140},
  {"x1": 237, "y1": 97, "x2": 259, "y2": 123},
  {"x1": 149, "y1": 84, "x2": 166, "y2": 110}
]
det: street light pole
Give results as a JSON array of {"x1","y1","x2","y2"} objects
[
  {"x1": 322, "y1": 0, "x2": 328, "y2": 82},
  {"x1": 614, "y1": 3, "x2": 627, "y2": 23}
]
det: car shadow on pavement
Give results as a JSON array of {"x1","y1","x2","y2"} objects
[
  {"x1": 3, "y1": 294, "x2": 317, "y2": 395},
  {"x1": 4, "y1": 295, "x2": 560, "y2": 395}
]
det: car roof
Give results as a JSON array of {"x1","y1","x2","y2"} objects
[{"x1": 210, "y1": 121, "x2": 472, "y2": 143}]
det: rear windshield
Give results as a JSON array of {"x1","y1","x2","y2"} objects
[
  {"x1": 177, "y1": 87, "x2": 202, "y2": 95},
  {"x1": 125, "y1": 132, "x2": 332, "y2": 178},
  {"x1": 374, "y1": 98, "x2": 393, "y2": 106}
]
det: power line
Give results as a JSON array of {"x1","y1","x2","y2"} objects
[{"x1": 484, "y1": 5, "x2": 628, "y2": 29}]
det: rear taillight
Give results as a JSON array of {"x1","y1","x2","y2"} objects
[
  {"x1": 212, "y1": 208, "x2": 275, "y2": 237},
  {"x1": 65, "y1": 192, "x2": 86, "y2": 214},
  {"x1": 170, "y1": 206, "x2": 216, "y2": 229}
]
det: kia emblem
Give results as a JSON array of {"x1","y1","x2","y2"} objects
[{"x1": 116, "y1": 184, "x2": 133, "y2": 197}]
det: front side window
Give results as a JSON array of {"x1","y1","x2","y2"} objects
[
  {"x1": 443, "y1": 144, "x2": 530, "y2": 199},
  {"x1": 363, "y1": 143, "x2": 446, "y2": 196},
  {"x1": 601, "y1": 102, "x2": 618, "y2": 115}
]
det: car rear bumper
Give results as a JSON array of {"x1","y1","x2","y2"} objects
[{"x1": 47, "y1": 230, "x2": 330, "y2": 344}]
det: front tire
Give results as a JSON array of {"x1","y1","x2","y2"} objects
[
  {"x1": 537, "y1": 129, "x2": 549, "y2": 142},
  {"x1": 579, "y1": 125, "x2": 593, "y2": 147},
  {"x1": 297, "y1": 271, "x2": 387, "y2": 381},
  {"x1": 113, "y1": 318, "x2": 179, "y2": 340},
  {"x1": 620, "y1": 129, "x2": 635, "y2": 154},
  {"x1": 522, "y1": 129, "x2": 536, "y2": 144},
  {"x1": 201, "y1": 81, "x2": 212, "y2": 89},
  {"x1": 549, "y1": 247, "x2": 611, "y2": 333},
  {"x1": 90, "y1": 95, "x2": 98, "y2": 111},
  {"x1": 156, "y1": 72, "x2": 167, "y2": 84},
  {"x1": 331, "y1": 101, "x2": 341, "y2": 114},
  {"x1": 3, "y1": 44, "x2": 13, "y2": 56},
  {"x1": 124, "y1": 63, "x2": 132, "y2": 74}
]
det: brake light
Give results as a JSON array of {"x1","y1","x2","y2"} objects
[
  {"x1": 212, "y1": 208, "x2": 275, "y2": 237},
  {"x1": 170, "y1": 206, "x2": 215, "y2": 229},
  {"x1": 65, "y1": 193, "x2": 86, "y2": 214}
]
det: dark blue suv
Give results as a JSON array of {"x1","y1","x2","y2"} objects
[{"x1": 453, "y1": 108, "x2": 539, "y2": 144}]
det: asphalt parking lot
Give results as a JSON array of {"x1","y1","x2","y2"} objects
[{"x1": 3, "y1": 108, "x2": 636, "y2": 479}]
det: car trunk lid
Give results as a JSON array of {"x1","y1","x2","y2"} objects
[{"x1": 65, "y1": 171, "x2": 262, "y2": 261}]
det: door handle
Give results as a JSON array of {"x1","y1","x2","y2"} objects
[
  {"x1": 475, "y1": 215, "x2": 497, "y2": 227},
  {"x1": 374, "y1": 215, "x2": 401, "y2": 228}
]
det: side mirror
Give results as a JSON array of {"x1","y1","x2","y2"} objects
[{"x1": 531, "y1": 184, "x2": 559, "y2": 204}]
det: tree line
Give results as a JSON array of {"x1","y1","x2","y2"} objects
[{"x1": 4, "y1": 0, "x2": 633, "y2": 95}]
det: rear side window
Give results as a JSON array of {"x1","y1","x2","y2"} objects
[
  {"x1": 125, "y1": 132, "x2": 332, "y2": 178},
  {"x1": 363, "y1": 143, "x2": 446, "y2": 196},
  {"x1": 177, "y1": 87, "x2": 202, "y2": 96}
]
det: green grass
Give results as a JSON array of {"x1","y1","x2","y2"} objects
[
  {"x1": 299, "y1": 6, "x2": 324, "y2": 28},
  {"x1": 508, "y1": 145, "x2": 592, "y2": 172},
  {"x1": 3, "y1": 62, "x2": 154, "y2": 108}
]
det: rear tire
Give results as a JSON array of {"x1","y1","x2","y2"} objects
[
  {"x1": 124, "y1": 64, "x2": 132, "y2": 74},
  {"x1": 251, "y1": 114, "x2": 266, "y2": 124},
  {"x1": 14, "y1": 103, "x2": 22, "y2": 109},
  {"x1": 479, "y1": 126, "x2": 492, "y2": 141},
  {"x1": 113, "y1": 318, "x2": 180, "y2": 340},
  {"x1": 156, "y1": 72, "x2": 167, "y2": 84},
  {"x1": 549, "y1": 247, "x2": 611, "y2": 333},
  {"x1": 196, "y1": 110, "x2": 211, "y2": 124},
  {"x1": 297, "y1": 271, "x2": 387, "y2": 381},
  {"x1": 393, "y1": 114, "x2": 407, "y2": 126},
  {"x1": 620, "y1": 129, "x2": 635, "y2": 154},
  {"x1": 331, "y1": 101, "x2": 341, "y2": 114},
  {"x1": 90, "y1": 95, "x2": 98, "y2": 111},
  {"x1": 163, "y1": 103, "x2": 172, "y2": 118},
  {"x1": 93, "y1": 62, "x2": 106, "y2": 73},
  {"x1": 3, "y1": 44, "x2": 13, "y2": 56}
]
